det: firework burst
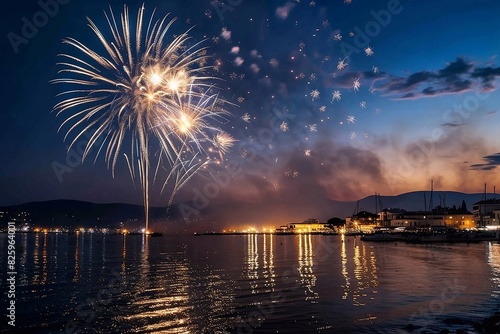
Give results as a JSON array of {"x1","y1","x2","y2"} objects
[
  {"x1": 213, "y1": 132, "x2": 237, "y2": 161},
  {"x1": 52, "y1": 5, "x2": 232, "y2": 231}
]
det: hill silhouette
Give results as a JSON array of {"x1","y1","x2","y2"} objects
[{"x1": 1, "y1": 191, "x2": 497, "y2": 232}]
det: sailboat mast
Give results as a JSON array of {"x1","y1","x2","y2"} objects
[
  {"x1": 481, "y1": 183, "x2": 487, "y2": 227},
  {"x1": 429, "y1": 180, "x2": 434, "y2": 227}
]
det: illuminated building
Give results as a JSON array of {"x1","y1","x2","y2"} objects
[
  {"x1": 276, "y1": 218, "x2": 332, "y2": 234},
  {"x1": 387, "y1": 212, "x2": 474, "y2": 229},
  {"x1": 492, "y1": 211, "x2": 500, "y2": 230},
  {"x1": 345, "y1": 211, "x2": 378, "y2": 233},
  {"x1": 472, "y1": 199, "x2": 500, "y2": 227},
  {"x1": 378, "y1": 208, "x2": 406, "y2": 227}
]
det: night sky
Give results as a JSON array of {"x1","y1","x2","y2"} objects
[{"x1": 1, "y1": 0, "x2": 500, "y2": 225}]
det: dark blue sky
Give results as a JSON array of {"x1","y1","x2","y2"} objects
[{"x1": 1, "y1": 0, "x2": 500, "y2": 218}]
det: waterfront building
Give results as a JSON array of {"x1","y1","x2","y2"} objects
[
  {"x1": 388, "y1": 211, "x2": 441, "y2": 228},
  {"x1": 345, "y1": 211, "x2": 379, "y2": 232},
  {"x1": 275, "y1": 218, "x2": 331, "y2": 233},
  {"x1": 492, "y1": 210, "x2": 500, "y2": 229},
  {"x1": 275, "y1": 225, "x2": 290, "y2": 233},
  {"x1": 378, "y1": 208, "x2": 406, "y2": 227},
  {"x1": 376, "y1": 204, "x2": 474, "y2": 230},
  {"x1": 472, "y1": 199, "x2": 500, "y2": 227},
  {"x1": 387, "y1": 211, "x2": 474, "y2": 229},
  {"x1": 442, "y1": 213, "x2": 475, "y2": 229},
  {"x1": 289, "y1": 218, "x2": 326, "y2": 232}
]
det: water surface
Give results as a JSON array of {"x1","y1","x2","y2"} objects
[{"x1": 0, "y1": 233, "x2": 498, "y2": 333}]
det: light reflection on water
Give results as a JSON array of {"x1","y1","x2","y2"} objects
[
  {"x1": 488, "y1": 242, "x2": 500, "y2": 299},
  {"x1": 341, "y1": 234, "x2": 350, "y2": 300},
  {"x1": 0, "y1": 233, "x2": 499, "y2": 333},
  {"x1": 298, "y1": 233, "x2": 318, "y2": 303}
]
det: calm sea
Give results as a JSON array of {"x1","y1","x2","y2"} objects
[{"x1": 0, "y1": 233, "x2": 499, "y2": 333}]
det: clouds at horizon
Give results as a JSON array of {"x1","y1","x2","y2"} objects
[
  {"x1": 470, "y1": 153, "x2": 500, "y2": 171},
  {"x1": 375, "y1": 57, "x2": 500, "y2": 99},
  {"x1": 173, "y1": 123, "x2": 500, "y2": 231},
  {"x1": 196, "y1": 122, "x2": 498, "y2": 205}
]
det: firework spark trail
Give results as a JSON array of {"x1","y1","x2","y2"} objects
[
  {"x1": 157, "y1": 85, "x2": 232, "y2": 205},
  {"x1": 52, "y1": 5, "x2": 231, "y2": 231}
]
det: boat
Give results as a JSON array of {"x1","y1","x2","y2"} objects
[
  {"x1": 361, "y1": 231, "x2": 404, "y2": 242},
  {"x1": 150, "y1": 232, "x2": 163, "y2": 237},
  {"x1": 407, "y1": 231, "x2": 489, "y2": 244},
  {"x1": 322, "y1": 230, "x2": 339, "y2": 236},
  {"x1": 344, "y1": 231, "x2": 364, "y2": 236}
]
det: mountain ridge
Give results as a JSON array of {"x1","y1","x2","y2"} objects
[{"x1": 1, "y1": 191, "x2": 497, "y2": 232}]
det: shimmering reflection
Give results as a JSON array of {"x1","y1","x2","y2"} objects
[
  {"x1": 141, "y1": 235, "x2": 150, "y2": 271},
  {"x1": 187, "y1": 266, "x2": 238, "y2": 332},
  {"x1": 73, "y1": 232, "x2": 80, "y2": 283},
  {"x1": 41, "y1": 232, "x2": 48, "y2": 285},
  {"x1": 246, "y1": 233, "x2": 259, "y2": 282},
  {"x1": 4, "y1": 234, "x2": 500, "y2": 333},
  {"x1": 101, "y1": 234, "x2": 106, "y2": 269},
  {"x1": 19, "y1": 233, "x2": 28, "y2": 286},
  {"x1": 121, "y1": 234, "x2": 127, "y2": 275},
  {"x1": 298, "y1": 233, "x2": 318, "y2": 302},
  {"x1": 340, "y1": 234, "x2": 351, "y2": 300},
  {"x1": 488, "y1": 242, "x2": 500, "y2": 298},
  {"x1": 53, "y1": 233, "x2": 59, "y2": 281},
  {"x1": 88, "y1": 233, "x2": 93, "y2": 273},
  {"x1": 32, "y1": 233, "x2": 40, "y2": 284},
  {"x1": 112, "y1": 236, "x2": 242, "y2": 333},
  {"x1": 335, "y1": 236, "x2": 380, "y2": 327},
  {"x1": 369, "y1": 248, "x2": 378, "y2": 290},
  {"x1": 118, "y1": 237, "x2": 192, "y2": 333},
  {"x1": 353, "y1": 241, "x2": 368, "y2": 306},
  {"x1": 136, "y1": 235, "x2": 150, "y2": 296},
  {"x1": 264, "y1": 234, "x2": 275, "y2": 291},
  {"x1": 244, "y1": 233, "x2": 276, "y2": 294},
  {"x1": 352, "y1": 240, "x2": 378, "y2": 324}
]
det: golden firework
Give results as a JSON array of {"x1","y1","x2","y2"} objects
[{"x1": 52, "y1": 5, "x2": 232, "y2": 231}]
